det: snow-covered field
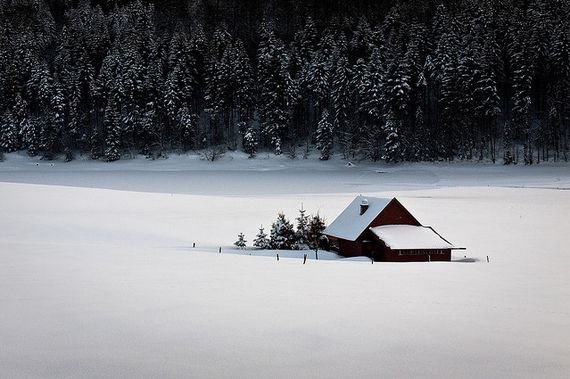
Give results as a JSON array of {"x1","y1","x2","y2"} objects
[{"x1": 1, "y1": 152, "x2": 569, "y2": 378}]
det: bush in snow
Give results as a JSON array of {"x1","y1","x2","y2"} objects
[
  {"x1": 202, "y1": 145, "x2": 226, "y2": 161},
  {"x1": 253, "y1": 225, "x2": 270, "y2": 249},
  {"x1": 270, "y1": 212, "x2": 296, "y2": 249},
  {"x1": 234, "y1": 233, "x2": 247, "y2": 249}
]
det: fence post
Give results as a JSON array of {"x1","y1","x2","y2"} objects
[
  {"x1": 303, "y1": 254, "x2": 307, "y2": 264},
  {"x1": 487, "y1": 256, "x2": 490, "y2": 263},
  {"x1": 219, "y1": 247, "x2": 221, "y2": 253},
  {"x1": 193, "y1": 242, "x2": 195, "y2": 248},
  {"x1": 277, "y1": 254, "x2": 279, "y2": 261}
]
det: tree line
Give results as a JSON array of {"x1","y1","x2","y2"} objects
[
  {"x1": 235, "y1": 207, "x2": 326, "y2": 250},
  {"x1": 0, "y1": 0, "x2": 569, "y2": 164}
]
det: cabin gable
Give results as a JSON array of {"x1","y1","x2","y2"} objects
[{"x1": 354, "y1": 198, "x2": 420, "y2": 241}]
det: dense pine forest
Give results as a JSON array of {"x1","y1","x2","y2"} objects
[{"x1": 0, "y1": 0, "x2": 569, "y2": 163}]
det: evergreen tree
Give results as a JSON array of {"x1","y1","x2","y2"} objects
[
  {"x1": 253, "y1": 225, "x2": 270, "y2": 249},
  {"x1": 242, "y1": 126, "x2": 258, "y2": 158},
  {"x1": 316, "y1": 109, "x2": 333, "y2": 160},
  {"x1": 257, "y1": 23, "x2": 292, "y2": 155},
  {"x1": 503, "y1": 121, "x2": 515, "y2": 165},
  {"x1": 294, "y1": 205, "x2": 310, "y2": 249},
  {"x1": 270, "y1": 212, "x2": 296, "y2": 250},
  {"x1": 332, "y1": 54, "x2": 353, "y2": 157},
  {"x1": 0, "y1": 110, "x2": 19, "y2": 152},
  {"x1": 383, "y1": 111, "x2": 404, "y2": 162},
  {"x1": 164, "y1": 29, "x2": 195, "y2": 146},
  {"x1": 307, "y1": 213, "x2": 326, "y2": 250},
  {"x1": 104, "y1": 96, "x2": 121, "y2": 161},
  {"x1": 357, "y1": 48, "x2": 386, "y2": 161},
  {"x1": 234, "y1": 232, "x2": 247, "y2": 249}
]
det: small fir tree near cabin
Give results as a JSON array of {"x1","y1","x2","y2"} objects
[
  {"x1": 270, "y1": 212, "x2": 296, "y2": 249},
  {"x1": 253, "y1": 225, "x2": 270, "y2": 249},
  {"x1": 294, "y1": 205, "x2": 310, "y2": 249},
  {"x1": 234, "y1": 233, "x2": 247, "y2": 249},
  {"x1": 308, "y1": 213, "x2": 326, "y2": 250}
]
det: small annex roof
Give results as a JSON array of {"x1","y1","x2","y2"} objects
[
  {"x1": 323, "y1": 196, "x2": 392, "y2": 241},
  {"x1": 369, "y1": 225, "x2": 454, "y2": 250}
]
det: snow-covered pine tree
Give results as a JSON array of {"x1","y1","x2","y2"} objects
[
  {"x1": 307, "y1": 213, "x2": 326, "y2": 250},
  {"x1": 104, "y1": 96, "x2": 121, "y2": 161},
  {"x1": 43, "y1": 80, "x2": 65, "y2": 160},
  {"x1": 270, "y1": 212, "x2": 295, "y2": 250},
  {"x1": 332, "y1": 54, "x2": 353, "y2": 158},
  {"x1": 306, "y1": 47, "x2": 331, "y2": 112},
  {"x1": 437, "y1": 16, "x2": 466, "y2": 159},
  {"x1": 230, "y1": 39, "x2": 255, "y2": 127},
  {"x1": 357, "y1": 48, "x2": 385, "y2": 161},
  {"x1": 204, "y1": 24, "x2": 232, "y2": 144},
  {"x1": 242, "y1": 126, "x2": 258, "y2": 158},
  {"x1": 177, "y1": 107, "x2": 198, "y2": 150},
  {"x1": 509, "y1": 14, "x2": 534, "y2": 165},
  {"x1": 472, "y1": 22, "x2": 501, "y2": 162},
  {"x1": 316, "y1": 109, "x2": 333, "y2": 160},
  {"x1": 383, "y1": 111, "x2": 404, "y2": 162},
  {"x1": 382, "y1": 47, "x2": 411, "y2": 162},
  {"x1": 234, "y1": 233, "x2": 247, "y2": 249},
  {"x1": 253, "y1": 225, "x2": 270, "y2": 249},
  {"x1": 350, "y1": 16, "x2": 373, "y2": 60},
  {"x1": 295, "y1": 17, "x2": 318, "y2": 66},
  {"x1": 165, "y1": 29, "x2": 194, "y2": 142},
  {"x1": 294, "y1": 205, "x2": 310, "y2": 249},
  {"x1": 503, "y1": 121, "x2": 514, "y2": 165},
  {"x1": 0, "y1": 109, "x2": 18, "y2": 152},
  {"x1": 257, "y1": 22, "x2": 291, "y2": 155},
  {"x1": 548, "y1": 19, "x2": 570, "y2": 162}
]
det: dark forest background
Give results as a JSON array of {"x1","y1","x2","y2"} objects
[{"x1": 1, "y1": 0, "x2": 569, "y2": 164}]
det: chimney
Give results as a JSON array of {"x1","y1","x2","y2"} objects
[{"x1": 359, "y1": 198, "x2": 369, "y2": 215}]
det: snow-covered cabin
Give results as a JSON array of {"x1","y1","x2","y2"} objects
[{"x1": 323, "y1": 196, "x2": 454, "y2": 262}]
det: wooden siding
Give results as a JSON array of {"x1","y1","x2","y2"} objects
[
  {"x1": 367, "y1": 198, "x2": 421, "y2": 230},
  {"x1": 383, "y1": 248, "x2": 451, "y2": 262}
]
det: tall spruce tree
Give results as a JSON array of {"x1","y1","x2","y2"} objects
[
  {"x1": 257, "y1": 22, "x2": 292, "y2": 155},
  {"x1": 316, "y1": 109, "x2": 333, "y2": 160}
]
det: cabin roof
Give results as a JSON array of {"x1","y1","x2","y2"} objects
[
  {"x1": 323, "y1": 196, "x2": 392, "y2": 241},
  {"x1": 369, "y1": 225, "x2": 454, "y2": 250}
]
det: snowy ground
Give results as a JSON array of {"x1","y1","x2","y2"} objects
[{"x1": 1, "y1": 152, "x2": 569, "y2": 378}]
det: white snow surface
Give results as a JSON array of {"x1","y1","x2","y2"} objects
[
  {"x1": 323, "y1": 195, "x2": 391, "y2": 241},
  {"x1": 369, "y1": 225, "x2": 454, "y2": 249},
  {"x1": 1, "y1": 152, "x2": 570, "y2": 378}
]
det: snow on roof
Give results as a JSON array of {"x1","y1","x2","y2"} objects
[
  {"x1": 369, "y1": 225, "x2": 454, "y2": 250},
  {"x1": 323, "y1": 196, "x2": 392, "y2": 241}
]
